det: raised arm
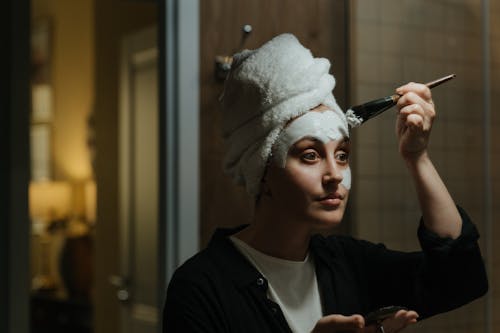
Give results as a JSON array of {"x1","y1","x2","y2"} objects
[{"x1": 395, "y1": 82, "x2": 461, "y2": 239}]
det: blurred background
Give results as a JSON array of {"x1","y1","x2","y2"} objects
[{"x1": 1, "y1": 0, "x2": 498, "y2": 333}]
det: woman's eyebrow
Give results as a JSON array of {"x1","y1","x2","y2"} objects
[
  {"x1": 291, "y1": 137, "x2": 321, "y2": 151},
  {"x1": 337, "y1": 138, "x2": 351, "y2": 149},
  {"x1": 296, "y1": 136, "x2": 350, "y2": 146}
]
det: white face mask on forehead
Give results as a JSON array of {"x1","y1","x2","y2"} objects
[{"x1": 273, "y1": 110, "x2": 351, "y2": 189}]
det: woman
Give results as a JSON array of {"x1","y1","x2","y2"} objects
[{"x1": 163, "y1": 34, "x2": 487, "y2": 333}]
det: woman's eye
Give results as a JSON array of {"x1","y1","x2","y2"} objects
[
  {"x1": 336, "y1": 152, "x2": 349, "y2": 163},
  {"x1": 301, "y1": 151, "x2": 319, "y2": 162}
]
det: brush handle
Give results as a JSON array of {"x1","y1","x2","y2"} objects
[
  {"x1": 347, "y1": 74, "x2": 456, "y2": 127},
  {"x1": 425, "y1": 74, "x2": 456, "y2": 89}
]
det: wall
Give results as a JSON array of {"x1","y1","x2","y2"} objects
[
  {"x1": 200, "y1": 0, "x2": 349, "y2": 246},
  {"x1": 93, "y1": 1, "x2": 156, "y2": 333},
  {"x1": 350, "y1": 1, "x2": 498, "y2": 332},
  {"x1": 491, "y1": 0, "x2": 500, "y2": 329}
]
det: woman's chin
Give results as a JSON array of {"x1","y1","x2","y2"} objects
[{"x1": 309, "y1": 209, "x2": 345, "y2": 229}]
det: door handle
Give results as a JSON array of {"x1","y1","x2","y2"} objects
[{"x1": 109, "y1": 275, "x2": 131, "y2": 303}]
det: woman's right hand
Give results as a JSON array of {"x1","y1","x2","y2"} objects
[{"x1": 311, "y1": 310, "x2": 418, "y2": 333}]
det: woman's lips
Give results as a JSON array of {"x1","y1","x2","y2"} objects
[
  {"x1": 319, "y1": 198, "x2": 342, "y2": 206},
  {"x1": 318, "y1": 193, "x2": 343, "y2": 206}
]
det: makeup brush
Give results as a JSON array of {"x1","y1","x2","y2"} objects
[{"x1": 345, "y1": 74, "x2": 456, "y2": 128}]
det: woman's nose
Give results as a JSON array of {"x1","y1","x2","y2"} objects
[{"x1": 322, "y1": 157, "x2": 343, "y2": 185}]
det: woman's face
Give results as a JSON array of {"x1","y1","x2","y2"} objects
[{"x1": 265, "y1": 107, "x2": 350, "y2": 228}]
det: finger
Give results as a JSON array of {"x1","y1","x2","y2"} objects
[
  {"x1": 397, "y1": 100, "x2": 435, "y2": 130},
  {"x1": 387, "y1": 310, "x2": 419, "y2": 332},
  {"x1": 397, "y1": 91, "x2": 433, "y2": 112},
  {"x1": 317, "y1": 314, "x2": 365, "y2": 331},
  {"x1": 399, "y1": 103, "x2": 425, "y2": 117},
  {"x1": 404, "y1": 310, "x2": 419, "y2": 321},
  {"x1": 396, "y1": 82, "x2": 432, "y2": 101},
  {"x1": 393, "y1": 309, "x2": 411, "y2": 319},
  {"x1": 396, "y1": 310, "x2": 418, "y2": 317},
  {"x1": 395, "y1": 81, "x2": 416, "y2": 93},
  {"x1": 398, "y1": 101, "x2": 434, "y2": 132},
  {"x1": 406, "y1": 113, "x2": 424, "y2": 131}
]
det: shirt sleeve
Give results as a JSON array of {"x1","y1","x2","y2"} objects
[
  {"x1": 412, "y1": 205, "x2": 489, "y2": 317},
  {"x1": 417, "y1": 205, "x2": 480, "y2": 256},
  {"x1": 346, "y1": 206, "x2": 488, "y2": 320}
]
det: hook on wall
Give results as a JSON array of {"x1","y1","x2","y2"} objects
[{"x1": 215, "y1": 24, "x2": 253, "y2": 81}]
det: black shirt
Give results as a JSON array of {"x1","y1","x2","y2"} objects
[{"x1": 163, "y1": 206, "x2": 488, "y2": 333}]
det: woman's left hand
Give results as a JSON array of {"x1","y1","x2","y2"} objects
[
  {"x1": 365, "y1": 309, "x2": 419, "y2": 333},
  {"x1": 395, "y1": 82, "x2": 436, "y2": 161}
]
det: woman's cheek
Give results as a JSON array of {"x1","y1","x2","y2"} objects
[{"x1": 341, "y1": 167, "x2": 351, "y2": 190}]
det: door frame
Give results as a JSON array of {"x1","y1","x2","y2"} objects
[
  {"x1": 0, "y1": 0, "x2": 31, "y2": 332},
  {"x1": 119, "y1": 25, "x2": 160, "y2": 333},
  {"x1": 158, "y1": 0, "x2": 200, "y2": 325}
]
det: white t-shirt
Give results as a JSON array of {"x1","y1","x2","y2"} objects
[{"x1": 230, "y1": 236, "x2": 323, "y2": 333}]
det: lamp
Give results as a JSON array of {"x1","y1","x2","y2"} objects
[
  {"x1": 57, "y1": 180, "x2": 95, "y2": 300},
  {"x1": 30, "y1": 180, "x2": 72, "y2": 224},
  {"x1": 29, "y1": 180, "x2": 72, "y2": 292}
]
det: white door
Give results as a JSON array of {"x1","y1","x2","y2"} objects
[{"x1": 116, "y1": 26, "x2": 159, "y2": 333}]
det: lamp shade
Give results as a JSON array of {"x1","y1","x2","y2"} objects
[{"x1": 29, "y1": 181, "x2": 72, "y2": 221}]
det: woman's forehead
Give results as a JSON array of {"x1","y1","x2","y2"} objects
[
  {"x1": 293, "y1": 136, "x2": 350, "y2": 147},
  {"x1": 285, "y1": 110, "x2": 349, "y2": 140}
]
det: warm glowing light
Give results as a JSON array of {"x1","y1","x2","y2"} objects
[{"x1": 29, "y1": 180, "x2": 72, "y2": 221}]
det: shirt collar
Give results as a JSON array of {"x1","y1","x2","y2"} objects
[
  {"x1": 206, "y1": 226, "x2": 339, "y2": 288},
  {"x1": 207, "y1": 225, "x2": 266, "y2": 289}
]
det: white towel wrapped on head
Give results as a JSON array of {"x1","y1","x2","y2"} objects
[{"x1": 220, "y1": 33, "x2": 344, "y2": 197}]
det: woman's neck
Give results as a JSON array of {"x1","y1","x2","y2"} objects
[{"x1": 235, "y1": 202, "x2": 312, "y2": 261}]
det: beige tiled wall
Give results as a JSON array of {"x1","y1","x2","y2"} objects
[
  {"x1": 491, "y1": 1, "x2": 500, "y2": 328},
  {"x1": 350, "y1": 1, "x2": 497, "y2": 332}
]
